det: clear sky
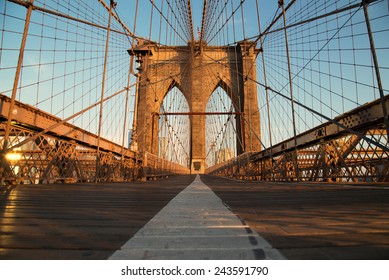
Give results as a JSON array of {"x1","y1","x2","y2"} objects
[
  {"x1": 1, "y1": 0, "x2": 388, "y2": 152},
  {"x1": 114, "y1": 0, "x2": 278, "y2": 45}
]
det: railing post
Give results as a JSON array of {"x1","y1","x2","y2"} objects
[
  {"x1": 2, "y1": 0, "x2": 34, "y2": 153},
  {"x1": 362, "y1": 0, "x2": 389, "y2": 141},
  {"x1": 1, "y1": 0, "x2": 34, "y2": 183},
  {"x1": 280, "y1": 0, "x2": 300, "y2": 181},
  {"x1": 256, "y1": 0, "x2": 275, "y2": 180},
  {"x1": 96, "y1": 0, "x2": 115, "y2": 182}
]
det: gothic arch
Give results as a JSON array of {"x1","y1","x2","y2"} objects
[
  {"x1": 131, "y1": 40, "x2": 261, "y2": 173},
  {"x1": 207, "y1": 78, "x2": 241, "y2": 113}
]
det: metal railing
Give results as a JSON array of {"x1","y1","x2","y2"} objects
[{"x1": 207, "y1": 97, "x2": 389, "y2": 182}]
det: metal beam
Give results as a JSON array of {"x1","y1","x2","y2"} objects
[
  {"x1": 98, "y1": 0, "x2": 140, "y2": 42},
  {"x1": 206, "y1": 96, "x2": 389, "y2": 176},
  {"x1": 362, "y1": 1, "x2": 389, "y2": 141},
  {"x1": 0, "y1": 95, "x2": 136, "y2": 158},
  {"x1": 8, "y1": 0, "x2": 137, "y2": 39},
  {"x1": 249, "y1": 0, "x2": 296, "y2": 49},
  {"x1": 254, "y1": 95, "x2": 389, "y2": 160},
  {"x1": 248, "y1": 0, "x2": 380, "y2": 48},
  {"x1": 2, "y1": 0, "x2": 34, "y2": 154}
]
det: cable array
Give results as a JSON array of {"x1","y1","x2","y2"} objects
[
  {"x1": 158, "y1": 87, "x2": 190, "y2": 167},
  {"x1": 143, "y1": 0, "x2": 195, "y2": 45},
  {"x1": 203, "y1": 0, "x2": 245, "y2": 45},
  {"x1": 256, "y1": 0, "x2": 389, "y2": 148},
  {"x1": 0, "y1": 0, "x2": 136, "y2": 147},
  {"x1": 1, "y1": 0, "x2": 387, "y2": 172},
  {"x1": 205, "y1": 87, "x2": 237, "y2": 167}
]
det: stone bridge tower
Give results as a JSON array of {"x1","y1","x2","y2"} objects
[{"x1": 129, "y1": 40, "x2": 261, "y2": 174}]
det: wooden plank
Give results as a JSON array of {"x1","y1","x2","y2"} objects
[
  {"x1": 202, "y1": 175, "x2": 389, "y2": 260},
  {"x1": 0, "y1": 175, "x2": 195, "y2": 260}
]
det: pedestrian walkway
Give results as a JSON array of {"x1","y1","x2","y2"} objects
[{"x1": 109, "y1": 175, "x2": 285, "y2": 260}]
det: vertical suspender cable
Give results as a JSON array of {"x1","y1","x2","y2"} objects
[
  {"x1": 256, "y1": 0, "x2": 274, "y2": 180},
  {"x1": 96, "y1": 0, "x2": 114, "y2": 182},
  {"x1": 130, "y1": 0, "x2": 139, "y2": 152},
  {"x1": 362, "y1": 0, "x2": 389, "y2": 141},
  {"x1": 230, "y1": 0, "x2": 244, "y2": 153},
  {"x1": 2, "y1": 0, "x2": 35, "y2": 154},
  {"x1": 240, "y1": 0, "x2": 246, "y2": 40},
  {"x1": 280, "y1": 0, "x2": 299, "y2": 180},
  {"x1": 149, "y1": 0, "x2": 154, "y2": 41},
  {"x1": 121, "y1": 72, "x2": 130, "y2": 163}
]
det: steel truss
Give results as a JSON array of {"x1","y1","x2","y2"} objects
[
  {"x1": 0, "y1": 95, "x2": 189, "y2": 185},
  {"x1": 207, "y1": 96, "x2": 389, "y2": 182}
]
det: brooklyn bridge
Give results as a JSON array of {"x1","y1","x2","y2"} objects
[{"x1": 0, "y1": 0, "x2": 388, "y2": 260}]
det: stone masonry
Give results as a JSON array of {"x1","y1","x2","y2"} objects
[{"x1": 129, "y1": 40, "x2": 261, "y2": 174}]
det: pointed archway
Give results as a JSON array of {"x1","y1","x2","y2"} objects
[
  {"x1": 158, "y1": 86, "x2": 190, "y2": 167},
  {"x1": 205, "y1": 87, "x2": 241, "y2": 168}
]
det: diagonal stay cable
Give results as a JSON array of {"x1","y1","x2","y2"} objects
[
  {"x1": 201, "y1": 49, "x2": 389, "y2": 153},
  {"x1": 150, "y1": 0, "x2": 189, "y2": 43}
]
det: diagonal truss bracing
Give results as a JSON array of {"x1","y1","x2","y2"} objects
[{"x1": 0, "y1": 0, "x2": 387, "y2": 183}]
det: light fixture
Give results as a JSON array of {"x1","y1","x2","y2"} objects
[{"x1": 6, "y1": 152, "x2": 22, "y2": 161}]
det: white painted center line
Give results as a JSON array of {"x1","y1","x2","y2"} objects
[{"x1": 109, "y1": 175, "x2": 285, "y2": 260}]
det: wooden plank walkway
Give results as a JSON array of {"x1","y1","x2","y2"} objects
[
  {"x1": 201, "y1": 175, "x2": 389, "y2": 260},
  {"x1": 1, "y1": 174, "x2": 389, "y2": 260},
  {"x1": 109, "y1": 175, "x2": 285, "y2": 260},
  {"x1": 0, "y1": 176, "x2": 195, "y2": 259}
]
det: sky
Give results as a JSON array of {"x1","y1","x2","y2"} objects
[
  {"x1": 113, "y1": 0, "x2": 278, "y2": 46},
  {"x1": 1, "y1": 0, "x2": 388, "y2": 153}
]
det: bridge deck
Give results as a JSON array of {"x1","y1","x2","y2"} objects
[
  {"x1": 202, "y1": 176, "x2": 389, "y2": 260},
  {"x1": 0, "y1": 176, "x2": 194, "y2": 259},
  {"x1": 1, "y1": 175, "x2": 389, "y2": 260}
]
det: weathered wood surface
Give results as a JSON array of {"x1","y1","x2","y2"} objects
[
  {"x1": 0, "y1": 175, "x2": 195, "y2": 259},
  {"x1": 2, "y1": 174, "x2": 389, "y2": 260},
  {"x1": 201, "y1": 175, "x2": 389, "y2": 260}
]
